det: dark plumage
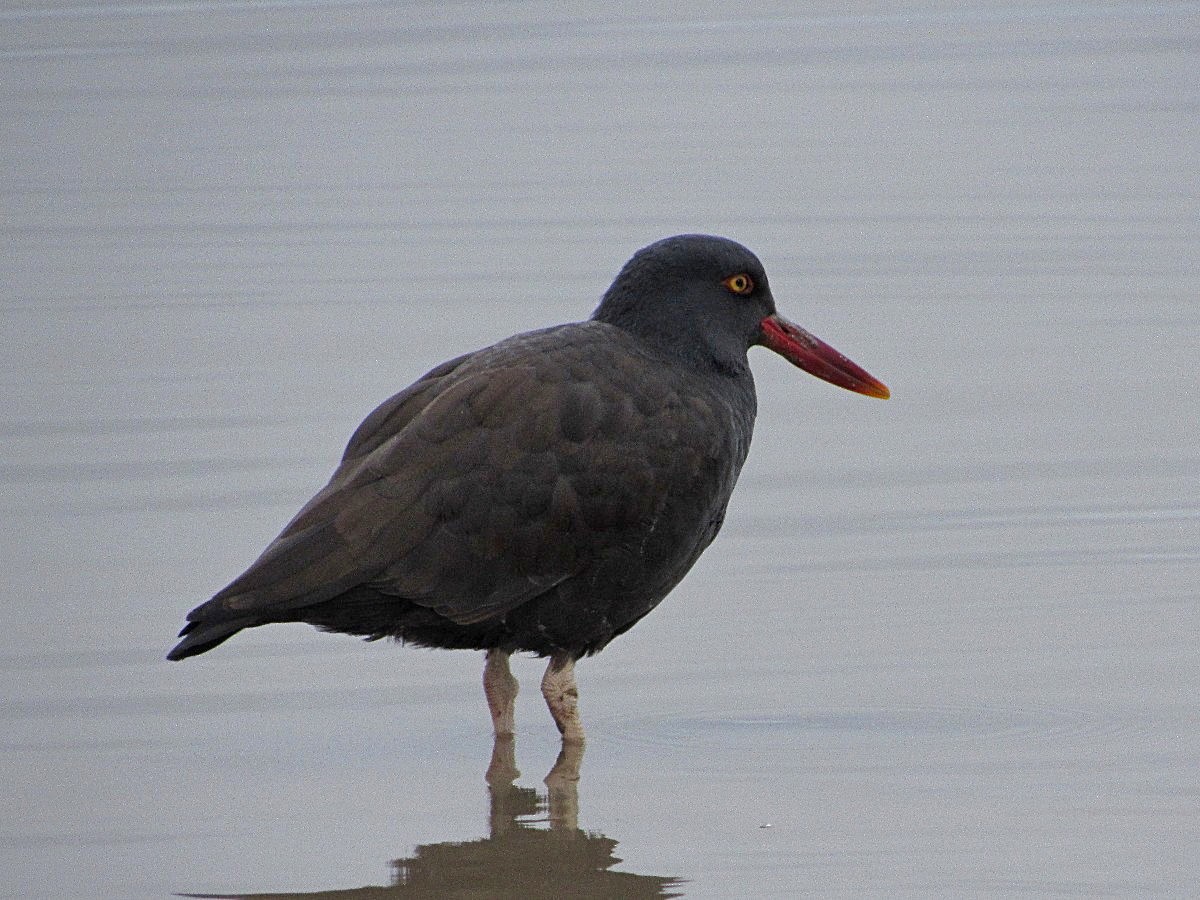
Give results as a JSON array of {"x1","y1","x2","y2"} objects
[{"x1": 168, "y1": 235, "x2": 888, "y2": 742}]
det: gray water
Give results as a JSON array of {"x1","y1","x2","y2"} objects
[{"x1": 3, "y1": 2, "x2": 1199, "y2": 897}]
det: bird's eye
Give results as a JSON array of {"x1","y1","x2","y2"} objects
[{"x1": 722, "y1": 273, "x2": 754, "y2": 295}]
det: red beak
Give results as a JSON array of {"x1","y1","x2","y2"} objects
[{"x1": 759, "y1": 313, "x2": 890, "y2": 399}]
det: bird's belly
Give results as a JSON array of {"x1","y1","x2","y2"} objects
[{"x1": 504, "y1": 487, "x2": 734, "y2": 656}]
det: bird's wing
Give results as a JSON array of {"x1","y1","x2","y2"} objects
[
  {"x1": 190, "y1": 342, "x2": 692, "y2": 628},
  {"x1": 337, "y1": 351, "x2": 473, "y2": 464}
]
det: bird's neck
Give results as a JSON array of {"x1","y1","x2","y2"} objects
[{"x1": 592, "y1": 296, "x2": 751, "y2": 382}]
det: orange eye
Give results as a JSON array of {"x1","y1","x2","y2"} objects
[{"x1": 723, "y1": 273, "x2": 754, "y2": 295}]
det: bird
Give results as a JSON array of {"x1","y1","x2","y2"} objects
[{"x1": 167, "y1": 234, "x2": 888, "y2": 744}]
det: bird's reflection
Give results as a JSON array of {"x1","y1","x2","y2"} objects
[{"x1": 182, "y1": 737, "x2": 682, "y2": 899}]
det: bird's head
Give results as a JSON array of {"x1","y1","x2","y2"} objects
[{"x1": 593, "y1": 234, "x2": 889, "y2": 398}]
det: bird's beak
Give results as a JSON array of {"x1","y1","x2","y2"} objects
[{"x1": 759, "y1": 313, "x2": 890, "y2": 399}]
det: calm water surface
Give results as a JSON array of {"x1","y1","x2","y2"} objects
[{"x1": 3, "y1": 2, "x2": 1198, "y2": 897}]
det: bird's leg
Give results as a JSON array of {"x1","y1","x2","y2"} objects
[
  {"x1": 544, "y1": 740, "x2": 584, "y2": 831},
  {"x1": 485, "y1": 732, "x2": 521, "y2": 790},
  {"x1": 483, "y1": 649, "x2": 519, "y2": 738},
  {"x1": 540, "y1": 652, "x2": 585, "y2": 745}
]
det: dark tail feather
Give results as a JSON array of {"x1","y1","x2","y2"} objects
[{"x1": 166, "y1": 616, "x2": 257, "y2": 661}]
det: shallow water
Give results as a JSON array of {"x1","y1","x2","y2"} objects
[{"x1": 3, "y1": 2, "x2": 1199, "y2": 897}]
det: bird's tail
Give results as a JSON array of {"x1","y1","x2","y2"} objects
[{"x1": 166, "y1": 615, "x2": 258, "y2": 661}]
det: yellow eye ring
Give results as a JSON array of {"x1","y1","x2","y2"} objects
[{"x1": 723, "y1": 273, "x2": 754, "y2": 295}]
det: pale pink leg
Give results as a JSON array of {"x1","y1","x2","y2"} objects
[
  {"x1": 540, "y1": 653, "x2": 585, "y2": 745},
  {"x1": 483, "y1": 649, "x2": 518, "y2": 738},
  {"x1": 545, "y1": 740, "x2": 584, "y2": 830}
]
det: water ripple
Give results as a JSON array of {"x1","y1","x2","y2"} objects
[{"x1": 592, "y1": 703, "x2": 1175, "y2": 754}]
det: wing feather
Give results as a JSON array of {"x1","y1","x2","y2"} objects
[{"x1": 184, "y1": 323, "x2": 731, "y2": 636}]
